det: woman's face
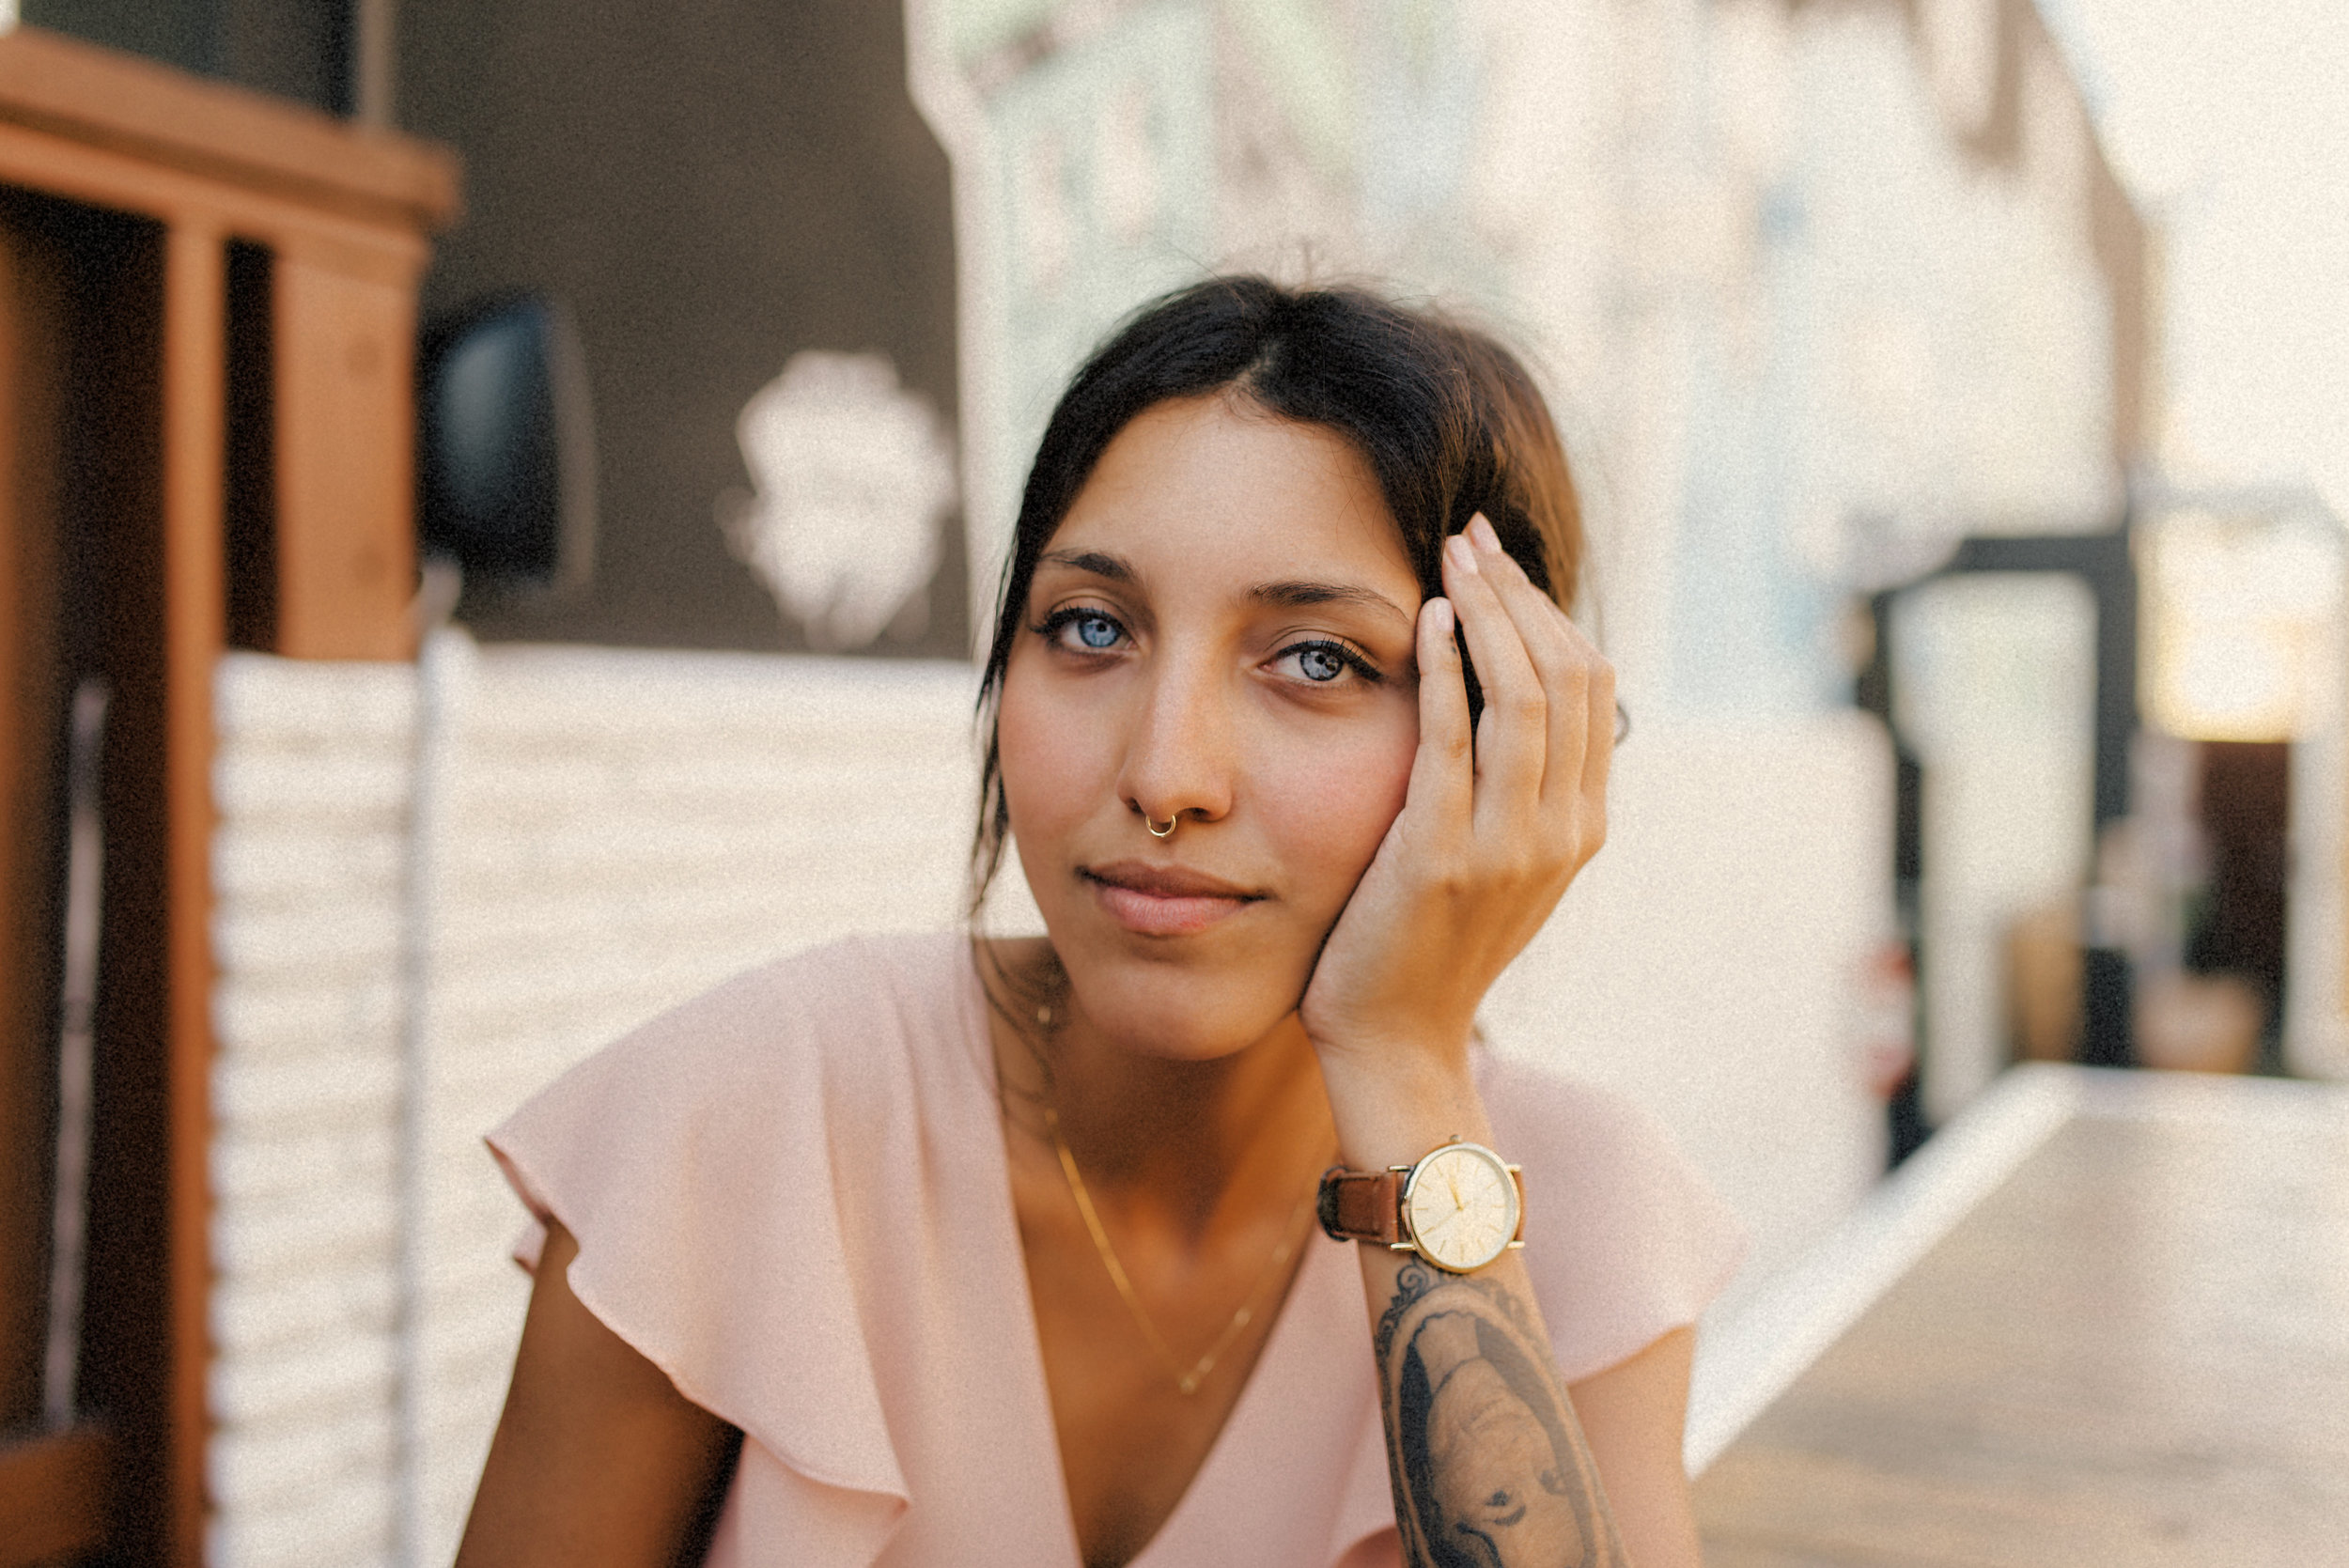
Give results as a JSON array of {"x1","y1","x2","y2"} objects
[{"x1": 997, "y1": 394, "x2": 1424, "y2": 1061}]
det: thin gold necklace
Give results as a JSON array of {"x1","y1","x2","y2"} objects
[{"x1": 1026, "y1": 999, "x2": 1323, "y2": 1397}]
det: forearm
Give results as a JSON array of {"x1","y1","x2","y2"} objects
[
  {"x1": 458, "y1": 1222, "x2": 739, "y2": 1568},
  {"x1": 1326, "y1": 1056, "x2": 1628, "y2": 1568}
]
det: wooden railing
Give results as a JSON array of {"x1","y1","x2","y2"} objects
[{"x1": 0, "y1": 26, "x2": 455, "y2": 1566}]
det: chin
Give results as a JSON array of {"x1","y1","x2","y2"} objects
[{"x1": 1059, "y1": 940, "x2": 1306, "y2": 1062}]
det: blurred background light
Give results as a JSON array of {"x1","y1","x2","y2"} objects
[{"x1": 2139, "y1": 503, "x2": 2345, "y2": 742}]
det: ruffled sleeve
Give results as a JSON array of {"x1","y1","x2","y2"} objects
[
  {"x1": 1482, "y1": 1051, "x2": 1748, "y2": 1381},
  {"x1": 486, "y1": 945, "x2": 911, "y2": 1564}
]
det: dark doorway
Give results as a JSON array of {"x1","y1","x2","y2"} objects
[
  {"x1": 1858, "y1": 523, "x2": 2138, "y2": 1162},
  {"x1": 2189, "y1": 740, "x2": 2290, "y2": 1071}
]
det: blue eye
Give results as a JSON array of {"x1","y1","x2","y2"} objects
[
  {"x1": 1034, "y1": 607, "x2": 1128, "y2": 653},
  {"x1": 1276, "y1": 640, "x2": 1377, "y2": 685}
]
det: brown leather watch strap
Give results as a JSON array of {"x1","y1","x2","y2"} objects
[
  {"x1": 1316, "y1": 1167, "x2": 1404, "y2": 1245},
  {"x1": 1317, "y1": 1158, "x2": 1531, "y2": 1250}
]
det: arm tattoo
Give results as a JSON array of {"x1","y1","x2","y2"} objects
[{"x1": 1374, "y1": 1262, "x2": 1626, "y2": 1568}]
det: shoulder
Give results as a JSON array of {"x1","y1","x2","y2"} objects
[
  {"x1": 536, "y1": 929, "x2": 972, "y2": 1101},
  {"x1": 642, "y1": 926, "x2": 972, "y2": 1053},
  {"x1": 1476, "y1": 1048, "x2": 1682, "y2": 1169},
  {"x1": 489, "y1": 930, "x2": 979, "y2": 1239},
  {"x1": 1474, "y1": 1044, "x2": 1734, "y2": 1228},
  {"x1": 483, "y1": 934, "x2": 968, "y2": 1521},
  {"x1": 1475, "y1": 1048, "x2": 1749, "y2": 1381}
]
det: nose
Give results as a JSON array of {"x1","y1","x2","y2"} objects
[{"x1": 1116, "y1": 641, "x2": 1236, "y2": 832}]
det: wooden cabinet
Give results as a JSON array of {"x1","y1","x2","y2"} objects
[{"x1": 0, "y1": 28, "x2": 454, "y2": 1566}]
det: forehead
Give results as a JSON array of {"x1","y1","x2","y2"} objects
[{"x1": 1048, "y1": 395, "x2": 1417, "y2": 592}]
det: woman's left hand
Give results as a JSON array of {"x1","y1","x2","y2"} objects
[{"x1": 1299, "y1": 512, "x2": 1614, "y2": 1108}]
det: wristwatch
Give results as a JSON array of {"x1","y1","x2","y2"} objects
[{"x1": 1317, "y1": 1138, "x2": 1525, "y2": 1273}]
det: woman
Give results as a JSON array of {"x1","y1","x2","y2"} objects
[{"x1": 459, "y1": 278, "x2": 1742, "y2": 1568}]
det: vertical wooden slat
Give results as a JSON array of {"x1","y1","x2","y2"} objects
[
  {"x1": 0, "y1": 1425, "x2": 111, "y2": 1566},
  {"x1": 0, "y1": 219, "x2": 27, "y2": 1427},
  {"x1": 272, "y1": 245, "x2": 418, "y2": 660},
  {"x1": 0, "y1": 197, "x2": 67, "y2": 1435},
  {"x1": 0, "y1": 34, "x2": 455, "y2": 1564},
  {"x1": 158, "y1": 216, "x2": 223, "y2": 1568}
]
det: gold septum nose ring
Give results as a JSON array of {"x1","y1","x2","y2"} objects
[{"x1": 1144, "y1": 812, "x2": 1179, "y2": 839}]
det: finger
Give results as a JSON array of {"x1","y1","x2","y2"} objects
[
  {"x1": 1408, "y1": 597, "x2": 1472, "y2": 824},
  {"x1": 1493, "y1": 554, "x2": 1615, "y2": 848},
  {"x1": 1468, "y1": 516, "x2": 1593, "y2": 815},
  {"x1": 1579, "y1": 631, "x2": 1616, "y2": 848},
  {"x1": 1441, "y1": 531, "x2": 1545, "y2": 820}
]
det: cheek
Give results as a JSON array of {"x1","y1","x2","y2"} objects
[
  {"x1": 994, "y1": 660, "x2": 1114, "y2": 848},
  {"x1": 1249, "y1": 706, "x2": 1416, "y2": 905}
]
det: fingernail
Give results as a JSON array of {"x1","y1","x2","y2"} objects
[
  {"x1": 1427, "y1": 598, "x2": 1455, "y2": 636},
  {"x1": 1469, "y1": 514, "x2": 1501, "y2": 553},
  {"x1": 1446, "y1": 534, "x2": 1479, "y2": 574}
]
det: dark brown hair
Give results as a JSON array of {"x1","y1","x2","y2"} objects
[{"x1": 970, "y1": 275, "x2": 1585, "y2": 907}]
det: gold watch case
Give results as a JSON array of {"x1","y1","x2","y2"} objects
[{"x1": 1394, "y1": 1139, "x2": 1523, "y2": 1273}]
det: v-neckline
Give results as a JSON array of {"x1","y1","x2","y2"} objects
[
  {"x1": 1123, "y1": 1231, "x2": 1363, "y2": 1567},
  {"x1": 955, "y1": 946, "x2": 1358, "y2": 1568}
]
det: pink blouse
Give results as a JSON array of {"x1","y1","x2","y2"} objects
[{"x1": 489, "y1": 933, "x2": 1744, "y2": 1567}]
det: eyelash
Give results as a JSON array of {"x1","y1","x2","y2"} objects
[
  {"x1": 1032, "y1": 607, "x2": 1383, "y2": 686},
  {"x1": 1032, "y1": 605, "x2": 1128, "y2": 653},
  {"x1": 1273, "y1": 637, "x2": 1384, "y2": 686}
]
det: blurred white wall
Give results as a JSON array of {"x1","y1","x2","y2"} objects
[
  {"x1": 2286, "y1": 634, "x2": 2349, "y2": 1079},
  {"x1": 1890, "y1": 574, "x2": 2099, "y2": 1120},
  {"x1": 1485, "y1": 711, "x2": 1896, "y2": 1312},
  {"x1": 209, "y1": 659, "x2": 413, "y2": 1568}
]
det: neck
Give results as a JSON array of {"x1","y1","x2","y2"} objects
[{"x1": 986, "y1": 939, "x2": 1334, "y2": 1237}]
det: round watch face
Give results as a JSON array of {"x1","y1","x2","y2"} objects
[{"x1": 1402, "y1": 1141, "x2": 1520, "y2": 1273}]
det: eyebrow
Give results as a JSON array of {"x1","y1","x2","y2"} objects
[
  {"x1": 1249, "y1": 579, "x2": 1414, "y2": 629},
  {"x1": 1035, "y1": 551, "x2": 1413, "y2": 630},
  {"x1": 1036, "y1": 549, "x2": 1135, "y2": 582}
]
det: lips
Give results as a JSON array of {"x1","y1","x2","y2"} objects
[{"x1": 1081, "y1": 860, "x2": 1263, "y2": 937}]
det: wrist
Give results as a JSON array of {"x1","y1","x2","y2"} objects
[{"x1": 1316, "y1": 1048, "x2": 1491, "y2": 1171}]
